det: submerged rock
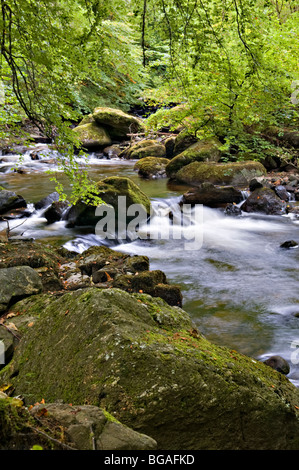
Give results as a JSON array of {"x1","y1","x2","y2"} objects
[
  {"x1": 263, "y1": 356, "x2": 290, "y2": 375},
  {"x1": 224, "y1": 203, "x2": 242, "y2": 216},
  {"x1": 280, "y1": 240, "x2": 298, "y2": 249},
  {"x1": 3, "y1": 288, "x2": 299, "y2": 450}
]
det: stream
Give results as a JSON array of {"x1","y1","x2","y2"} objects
[{"x1": 1, "y1": 145, "x2": 299, "y2": 386}]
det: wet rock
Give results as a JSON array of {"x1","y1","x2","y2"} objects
[
  {"x1": 0, "y1": 266, "x2": 43, "y2": 313},
  {"x1": 280, "y1": 240, "x2": 298, "y2": 249},
  {"x1": 241, "y1": 187, "x2": 286, "y2": 215},
  {"x1": 0, "y1": 189, "x2": 27, "y2": 215},
  {"x1": 249, "y1": 178, "x2": 264, "y2": 192},
  {"x1": 274, "y1": 185, "x2": 289, "y2": 201},
  {"x1": 224, "y1": 203, "x2": 242, "y2": 216},
  {"x1": 164, "y1": 136, "x2": 176, "y2": 159},
  {"x1": 34, "y1": 192, "x2": 60, "y2": 210},
  {"x1": 44, "y1": 201, "x2": 69, "y2": 224},
  {"x1": 263, "y1": 355, "x2": 290, "y2": 375},
  {"x1": 65, "y1": 176, "x2": 151, "y2": 229},
  {"x1": 182, "y1": 183, "x2": 243, "y2": 207}
]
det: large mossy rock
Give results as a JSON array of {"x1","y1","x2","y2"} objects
[
  {"x1": 0, "y1": 241, "x2": 64, "y2": 292},
  {"x1": 72, "y1": 122, "x2": 111, "y2": 150},
  {"x1": 0, "y1": 266, "x2": 43, "y2": 313},
  {"x1": 174, "y1": 160, "x2": 267, "y2": 186},
  {"x1": 166, "y1": 137, "x2": 222, "y2": 179},
  {"x1": 93, "y1": 107, "x2": 145, "y2": 139},
  {"x1": 0, "y1": 189, "x2": 27, "y2": 215},
  {"x1": 134, "y1": 157, "x2": 169, "y2": 179},
  {"x1": 65, "y1": 176, "x2": 151, "y2": 229},
  {"x1": 121, "y1": 140, "x2": 166, "y2": 160},
  {"x1": 2, "y1": 288, "x2": 299, "y2": 450}
]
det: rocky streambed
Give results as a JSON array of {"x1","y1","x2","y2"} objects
[{"x1": 1, "y1": 107, "x2": 299, "y2": 450}]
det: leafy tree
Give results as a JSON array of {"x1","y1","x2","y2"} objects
[
  {"x1": 0, "y1": 0, "x2": 145, "y2": 202},
  {"x1": 142, "y1": 0, "x2": 299, "y2": 159}
]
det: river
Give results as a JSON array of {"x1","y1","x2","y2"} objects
[{"x1": 1, "y1": 146, "x2": 299, "y2": 386}]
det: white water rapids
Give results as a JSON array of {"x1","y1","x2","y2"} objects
[{"x1": 1, "y1": 151, "x2": 299, "y2": 386}]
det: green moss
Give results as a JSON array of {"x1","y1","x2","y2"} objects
[
  {"x1": 92, "y1": 107, "x2": 145, "y2": 138},
  {"x1": 166, "y1": 137, "x2": 222, "y2": 178},
  {"x1": 73, "y1": 122, "x2": 111, "y2": 148},
  {"x1": 175, "y1": 160, "x2": 267, "y2": 186}
]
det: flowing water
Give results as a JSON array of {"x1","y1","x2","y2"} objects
[{"x1": 1, "y1": 146, "x2": 299, "y2": 385}]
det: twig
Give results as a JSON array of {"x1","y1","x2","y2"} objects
[
  {"x1": 0, "y1": 323, "x2": 21, "y2": 341},
  {"x1": 29, "y1": 426, "x2": 76, "y2": 450}
]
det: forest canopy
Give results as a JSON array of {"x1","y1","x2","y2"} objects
[{"x1": 0, "y1": 0, "x2": 298, "y2": 198}]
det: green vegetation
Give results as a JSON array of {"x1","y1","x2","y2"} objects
[{"x1": 0, "y1": 0, "x2": 298, "y2": 199}]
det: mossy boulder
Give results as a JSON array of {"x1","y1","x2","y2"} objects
[
  {"x1": 134, "y1": 157, "x2": 169, "y2": 179},
  {"x1": 172, "y1": 130, "x2": 200, "y2": 156},
  {"x1": 120, "y1": 140, "x2": 166, "y2": 160},
  {"x1": 72, "y1": 122, "x2": 111, "y2": 150},
  {"x1": 65, "y1": 176, "x2": 151, "y2": 230},
  {"x1": 166, "y1": 137, "x2": 222, "y2": 179},
  {"x1": 174, "y1": 160, "x2": 267, "y2": 186},
  {"x1": 92, "y1": 107, "x2": 145, "y2": 139},
  {"x1": 3, "y1": 288, "x2": 299, "y2": 450}
]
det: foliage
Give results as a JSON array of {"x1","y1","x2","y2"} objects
[
  {"x1": 0, "y1": 0, "x2": 146, "y2": 201},
  {"x1": 0, "y1": 0, "x2": 298, "y2": 198},
  {"x1": 142, "y1": 0, "x2": 299, "y2": 159}
]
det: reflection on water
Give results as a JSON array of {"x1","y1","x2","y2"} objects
[{"x1": 1, "y1": 153, "x2": 299, "y2": 386}]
